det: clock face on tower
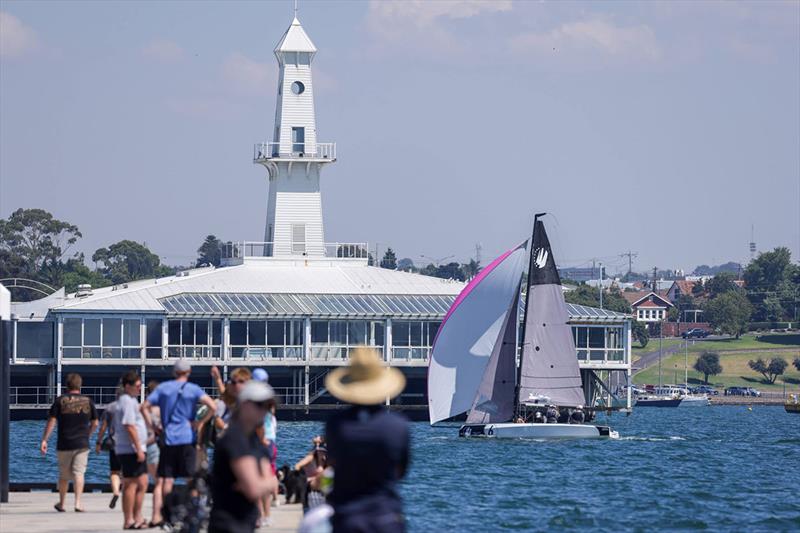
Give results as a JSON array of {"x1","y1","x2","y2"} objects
[{"x1": 291, "y1": 81, "x2": 305, "y2": 95}]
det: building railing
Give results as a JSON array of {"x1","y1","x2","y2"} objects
[
  {"x1": 222, "y1": 241, "x2": 369, "y2": 259},
  {"x1": 253, "y1": 142, "x2": 336, "y2": 161},
  {"x1": 230, "y1": 346, "x2": 304, "y2": 361}
]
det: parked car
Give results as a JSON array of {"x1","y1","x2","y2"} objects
[
  {"x1": 682, "y1": 328, "x2": 709, "y2": 339},
  {"x1": 693, "y1": 385, "x2": 720, "y2": 396},
  {"x1": 725, "y1": 386, "x2": 761, "y2": 397}
]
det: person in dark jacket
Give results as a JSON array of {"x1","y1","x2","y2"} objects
[{"x1": 324, "y1": 348, "x2": 409, "y2": 533}]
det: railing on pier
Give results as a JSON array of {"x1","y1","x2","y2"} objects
[
  {"x1": 222, "y1": 241, "x2": 369, "y2": 260},
  {"x1": 253, "y1": 142, "x2": 336, "y2": 162}
]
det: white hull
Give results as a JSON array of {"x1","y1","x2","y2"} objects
[
  {"x1": 678, "y1": 395, "x2": 710, "y2": 407},
  {"x1": 459, "y1": 423, "x2": 618, "y2": 439}
]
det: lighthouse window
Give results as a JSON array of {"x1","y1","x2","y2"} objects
[{"x1": 291, "y1": 81, "x2": 305, "y2": 95}]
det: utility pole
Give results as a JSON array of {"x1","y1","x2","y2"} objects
[
  {"x1": 475, "y1": 243, "x2": 482, "y2": 266},
  {"x1": 652, "y1": 266, "x2": 658, "y2": 292},
  {"x1": 620, "y1": 250, "x2": 638, "y2": 276},
  {"x1": 599, "y1": 261, "x2": 604, "y2": 309}
]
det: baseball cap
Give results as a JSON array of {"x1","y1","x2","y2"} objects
[
  {"x1": 174, "y1": 359, "x2": 191, "y2": 373},
  {"x1": 252, "y1": 368, "x2": 269, "y2": 383},
  {"x1": 239, "y1": 381, "x2": 275, "y2": 404}
]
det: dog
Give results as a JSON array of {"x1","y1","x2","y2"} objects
[{"x1": 278, "y1": 463, "x2": 308, "y2": 504}]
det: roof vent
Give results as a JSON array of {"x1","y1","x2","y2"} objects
[{"x1": 76, "y1": 284, "x2": 93, "y2": 298}]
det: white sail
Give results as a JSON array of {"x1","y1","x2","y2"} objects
[{"x1": 427, "y1": 242, "x2": 527, "y2": 424}]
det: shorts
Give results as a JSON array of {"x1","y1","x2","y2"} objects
[
  {"x1": 157, "y1": 444, "x2": 196, "y2": 479},
  {"x1": 57, "y1": 449, "x2": 89, "y2": 481},
  {"x1": 117, "y1": 453, "x2": 147, "y2": 478},
  {"x1": 109, "y1": 449, "x2": 122, "y2": 473},
  {"x1": 146, "y1": 443, "x2": 160, "y2": 466}
]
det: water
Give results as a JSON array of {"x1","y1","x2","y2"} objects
[{"x1": 10, "y1": 407, "x2": 800, "y2": 531}]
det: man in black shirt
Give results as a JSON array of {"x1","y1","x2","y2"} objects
[
  {"x1": 325, "y1": 348, "x2": 409, "y2": 533},
  {"x1": 40, "y1": 373, "x2": 98, "y2": 512},
  {"x1": 210, "y1": 380, "x2": 278, "y2": 533}
]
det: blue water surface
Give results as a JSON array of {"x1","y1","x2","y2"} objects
[{"x1": 11, "y1": 406, "x2": 800, "y2": 531}]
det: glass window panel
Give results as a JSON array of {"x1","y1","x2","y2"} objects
[
  {"x1": 181, "y1": 320, "x2": 195, "y2": 345},
  {"x1": 348, "y1": 321, "x2": 367, "y2": 345},
  {"x1": 311, "y1": 321, "x2": 328, "y2": 343},
  {"x1": 123, "y1": 319, "x2": 140, "y2": 346},
  {"x1": 289, "y1": 321, "x2": 304, "y2": 346},
  {"x1": 409, "y1": 322, "x2": 422, "y2": 346},
  {"x1": 588, "y1": 328, "x2": 605, "y2": 349},
  {"x1": 63, "y1": 318, "x2": 82, "y2": 347},
  {"x1": 428, "y1": 321, "x2": 441, "y2": 345},
  {"x1": 230, "y1": 321, "x2": 247, "y2": 345},
  {"x1": 267, "y1": 321, "x2": 285, "y2": 345},
  {"x1": 17, "y1": 322, "x2": 54, "y2": 357},
  {"x1": 245, "y1": 295, "x2": 266, "y2": 313},
  {"x1": 393, "y1": 322, "x2": 409, "y2": 346},
  {"x1": 231, "y1": 347, "x2": 245, "y2": 358},
  {"x1": 373, "y1": 322, "x2": 385, "y2": 346},
  {"x1": 218, "y1": 294, "x2": 240, "y2": 314},
  {"x1": 102, "y1": 318, "x2": 121, "y2": 347},
  {"x1": 211, "y1": 320, "x2": 222, "y2": 345},
  {"x1": 330, "y1": 321, "x2": 347, "y2": 344},
  {"x1": 232, "y1": 295, "x2": 256, "y2": 313},
  {"x1": 84, "y1": 319, "x2": 101, "y2": 346},
  {"x1": 63, "y1": 347, "x2": 81, "y2": 358},
  {"x1": 577, "y1": 327, "x2": 588, "y2": 349},
  {"x1": 146, "y1": 347, "x2": 162, "y2": 359},
  {"x1": 167, "y1": 320, "x2": 180, "y2": 345},
  {"x1": 196, "y1": 320, "x2": 209, "y2": 345},
  {"x1": 248, "y1": 321, "x2": 266, "y2": 345}
]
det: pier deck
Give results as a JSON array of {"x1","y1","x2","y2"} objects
[{"x1": 0, "y1": 492, "x2": 302, "y2": 532}]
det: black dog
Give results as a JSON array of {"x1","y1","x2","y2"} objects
[{"x1": 278, "y1": 464, "x2": 307, "y2": 504}]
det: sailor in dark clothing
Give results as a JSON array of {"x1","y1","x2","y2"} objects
[
  {"x1": 545, "y1": 405, "x2": 559, "y2": 424},
  {"x1": 324, "y1": 348, "x2": 409, "y2": 533},
  {"x1": 569, "y1": 406, "x2": 586, "y2": 424}
]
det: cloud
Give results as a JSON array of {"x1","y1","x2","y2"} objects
[
  {"x1": 141, "y1": 39, "x2": 184, "y2": 63},
  {"x1": 510, "y1": 18, "x2": 661, "y2": 63},
  {"x1": 366, "y1": 0, "x2": 512, "y2": 54},
  {"x1": 0, "y1": 11, "x2": 39, "y2": 58},
  {"x1": 221, "y1": 52, "x2": 275, "y2": 94}
]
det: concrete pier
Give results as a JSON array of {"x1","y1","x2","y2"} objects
[{"x1": 0, "y1": 492, "x2": 302, "y2": 532}]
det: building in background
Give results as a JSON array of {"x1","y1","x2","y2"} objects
[{"x1": 7, "y1": 16, "x2": 632, "y2": 417}]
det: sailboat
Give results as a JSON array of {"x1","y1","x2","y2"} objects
[{"x1": 428, "y1": 214, "x2": 618, "y2": 439}]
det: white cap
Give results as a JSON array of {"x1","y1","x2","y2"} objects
[
  {"x1": 238, "y1": 381, "x2": 275, "y2": 404},
  {"x1": 174, "y1": 359, "x2": 191, "y2": 373}
]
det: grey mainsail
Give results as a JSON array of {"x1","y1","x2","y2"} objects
[
  {"x1": 517, "y1": 219, "x2": 586, "y2": 407},
  {"x1": 466, "y1": 293, "x2": 520, "y2": 424}
]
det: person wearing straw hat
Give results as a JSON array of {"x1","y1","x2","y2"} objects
[{"x1": 324, "y1": 348, "x2": 410, "y2": 533}]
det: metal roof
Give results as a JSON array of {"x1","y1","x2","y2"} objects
[
  {"x1": 565, "y1": 303, "x2": 629, "y2": 322},
  {"x1": 161, "y1": 293, "x2": 454, "y2": 318}
]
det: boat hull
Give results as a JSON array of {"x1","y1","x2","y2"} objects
[
  {"x1": 635, "y1": 398, "x2": 682, "y2": 407},
  {"x1": 786, "y1": 403, "x2": 800, "y2": 414},
  {"x1": 678, "y1": 395, "x2": 710, "y2": 407},
  {"x1": 458, "y1": 423, "x2": 618, "y2": 439}
]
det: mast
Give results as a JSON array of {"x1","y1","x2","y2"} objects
[{"x1": 514, "y1": 212, "x2": 546, "y2": 412}]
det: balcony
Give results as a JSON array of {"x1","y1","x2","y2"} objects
[
  {"x1": 253, "y1": 142, "x2": 336, "y2": 162},
  {"x1": 222, "y1": 241, "x2": 369, "y2": 260}
]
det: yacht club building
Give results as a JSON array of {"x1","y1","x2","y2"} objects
[{"x1": 6, "y1": 16, "x2": 632, "y2": 416}]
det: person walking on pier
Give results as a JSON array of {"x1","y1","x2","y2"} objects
[
  {"x1": 209, "y1": 380, "x2": 278, "y2": 533},
  {"x1": 114, "y1": 371, "x2": 149, "y2": 530},
  {"x1": 40, "y1": 372, "x2": 98, "y2": 513},
  {"x1": 324, "y1": 348, "x2": 409, "y2": 533},
  {"x1": 141, "y1": 360, "x2": 216, "y2": 512},
  {"x1": 95, "y1": 387, "x2": 123, "y2": 510}
]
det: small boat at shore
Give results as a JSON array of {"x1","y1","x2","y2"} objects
[
  {"x1": 428, "y1": 214, "x2": 618, "y2": 440},
  {"x1": 635, "y1": 395, "x2": 682, "y2": 407},
  {"x1": 786, "y1": 394, "x2": 800, "y2": 413}
]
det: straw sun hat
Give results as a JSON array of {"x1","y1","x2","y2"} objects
[{"x1": 325, "y1": 347, "x2": 406, "y2": 405}]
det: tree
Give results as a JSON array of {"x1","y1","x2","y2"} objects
[
  {"x1": 794, "y1": 357, "x2": 800, "y2": 372},
  {"x1": 92, "y1": 240, "x2": 163, "y2": 284},
  {"x1": 632, "y1": 321, "x2": 649, "y2": 348},
  {"x1": 748, "y1": 357, "x2": 788, "y2": 384},
  {"x1": 196, "y1": 235, "x2": 223, "y2": 267},
  {"x1": 397, "y1": 258, "x2": 415, "y2": 272},
  {"x1": 0, "y1": 208, "x2": 82, "y2": 278},
  {"x1": 693, "y1": 351, "x2": 722, "y2": 384},
  {"x1": 705, "y1": 272, "x2": 738, "y2": 299},
  {"x1": 380, "y1": 248, "x2": 397, "y2": 269},
  {"x1": 462, "y1": 259, "x2": 480, "y2": 280},
  {"x1": 744, "y1": 247, "x2": 798, "y2": 322},
  {"x1": 691, "y1": 280, "x2": 705, "y2": 296},
  {"x1": 704, "y1": 291, "x2": 752, "y2": 338}
]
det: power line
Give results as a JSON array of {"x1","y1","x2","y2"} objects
[{"x1": 620, "y1": 250, "x2": 638, "y2": 275}]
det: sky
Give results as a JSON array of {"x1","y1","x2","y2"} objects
[{"x1": 1, "y1": 0, "x2": 799, "y2": 276}]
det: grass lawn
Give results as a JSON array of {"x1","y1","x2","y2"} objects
[
  {"x1": 633, "y1": 350, "x2": 800, "y2": 391},
  {"x1": 631, "y1": 333, "x2": 800, "y2": 355}
]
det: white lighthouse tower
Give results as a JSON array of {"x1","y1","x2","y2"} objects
[{"x1": 254, "y1": 16, "x2": 336, "y2": 257}]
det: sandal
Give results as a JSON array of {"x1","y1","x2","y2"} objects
[
  {"x1": 148, "y1": 521, "x2": 165, "y2": 528},
  {"x1": 74, "y1": 507, "x2": 85, "y2": 512},
  {"x1": 53, "y1": 503, "x2": 65, "y2": 512}
]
